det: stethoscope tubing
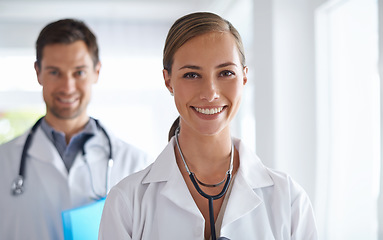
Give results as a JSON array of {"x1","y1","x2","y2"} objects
[
  {"x1": 19, "y1": 117, "x2": 44, "y2": 179},
  {"x1": 11, "y1": 117, "x2": 44, "y2": 195},
  {"x1": 189, "y1": 173, "x2": 232, "y2": 240},
  {"x1": 11, "y1": 117, "x2": 113, "y2": 198},
  {"x1": 175, "y1": 127, "x2": 233, "y2": 240}
]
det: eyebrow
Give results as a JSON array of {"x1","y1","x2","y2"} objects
[
  {"x1": 217, "y1": 62, "x2": 238, "y2": 68},
  {"x1": 178, "y1": 62, "x2": 238, "y2": 71},
  {"x1": 75, "y1": 65, "x2": 89, "y2": 69},
  {"x1": 179, "y1": 65, "x2": 201, "y2": 70},
  {"x1": 44, "y1": 66, "x2": 59, "y2": 70},
  {"x1": 43, "y1": 65, "x2": 89, "y2": 70}
]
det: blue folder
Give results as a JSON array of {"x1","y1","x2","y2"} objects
[{"x1": 62, "y1": 198, "x2": 106, "y2": 240}]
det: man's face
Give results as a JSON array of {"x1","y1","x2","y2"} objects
[{"x1": 35, "y1": 40, "x2": 100, "y2": 123}]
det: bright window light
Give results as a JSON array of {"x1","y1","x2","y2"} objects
[{"x1": 316, "y1": 0, "x2": 380, "y2": 239}]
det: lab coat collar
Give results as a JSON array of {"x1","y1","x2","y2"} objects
[
  {"x1": 142, "y1": 137, "x2": 275, "y2": 224},
  {"x1": 16, "y1": 124, "x2": 109, "y2": 179},
  {"x1": 27, "y1": 127, "x2": 68, "y2": 178},
  {"x1": 234, "y1": 138, "x2": 274, "y2": 189},
  {"x1": 142, "y1": 138, "x2": 202, "y2": 218},
  {"x1": 71, "y1": 126, "x2": 110, "y2": 166},
  {"x1": 221, "y1": 138, "x2": 274, "y2": 229},
  {"x1": 142, "y1": 138, "x2": 176, "y2": 183},
  {"x1": 143, "y1": 138, "x2": 274, "y2": 187}
]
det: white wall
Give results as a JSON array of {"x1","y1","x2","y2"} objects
[
  {"x1": 252, "y1": 0, "x2": 323, "y2": 204},
  {"x1": 0, "y1": 0, "x2": 327, "y2": 207},
  {"x1": 0, "y1": 0, "x2": 254, "y2": 157},
  {"x1": 378, "y1": 0, "x2": 383, "y2": 238}
]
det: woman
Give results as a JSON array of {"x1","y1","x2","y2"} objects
[{"x1": 99, "y1": 12, "x2": 318, "y2": 240}]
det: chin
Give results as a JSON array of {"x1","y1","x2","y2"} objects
[{"x1": 51, "y1": 109, "x2": 83, "y2": 120}]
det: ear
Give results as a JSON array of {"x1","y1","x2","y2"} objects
[
  {"x1": 163, "y1": 69, "x2": 173, "y2": 94},
  {"x1": 93, "y1": 61, "x2": 102, "y2": 84},
  {"x1": 34, "y1": 61, "x2": 43, "y2": 86},
  {"x1": 242, "y1": 66, "x2": 248, "y2": 85}
]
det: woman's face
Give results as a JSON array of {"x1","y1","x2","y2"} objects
[{"x1": 163, "y1": 31, "x2": 248, "y2": 136}]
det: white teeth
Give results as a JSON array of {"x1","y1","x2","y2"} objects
[
  {"x1": 194, "y1": 107, "x2": 224, "y2": 115},
  {"x1": 59, "y1": 98, "x2": 76, "y2": 103}
]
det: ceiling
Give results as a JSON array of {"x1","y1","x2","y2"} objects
[
  {"x1": 0, "y1": 0, "x2": 246, "y2": 50},
  {"x1": 0, "y1": 0, "x2": 236, "y2": 22}
]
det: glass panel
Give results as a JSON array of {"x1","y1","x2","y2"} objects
[{"x1": 316, "y1": 0, "x2": 379, "y2": 239}]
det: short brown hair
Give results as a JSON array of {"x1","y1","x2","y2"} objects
[
  {"x1": 163, "y1": 12, "x2": 246, "y2": 75},
  {"x1": 35, "y1": 18, "x2": 99, "y2": 69}
]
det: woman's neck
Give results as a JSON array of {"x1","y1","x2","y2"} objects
[{"x1": 176, "y1": 125, "x2": 233, "y2": 176}]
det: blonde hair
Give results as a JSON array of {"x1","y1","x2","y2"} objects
[{"x1": 163, "y1": 12, "x2": 246, "y2": 75}]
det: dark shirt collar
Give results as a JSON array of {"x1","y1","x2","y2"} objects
[
  {"x1": 40, "y1": 117, "x2": 98, "y2": 171},
  {"x1": 40, "y1": 117, "x2": 98, "y2": 142}
]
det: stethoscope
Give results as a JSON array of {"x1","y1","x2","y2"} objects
[
  {"x1": 175, "y1": 127, "x2": 233, "y2": 240},
  {"x1": 11, "y1": 117, "x2": 114, "y2": 200}
]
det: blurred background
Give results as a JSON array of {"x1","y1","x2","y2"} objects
[{"x1": 0, "y1": 0, "x2": 382, "y2": 238}]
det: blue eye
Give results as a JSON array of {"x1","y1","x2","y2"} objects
[
  {"x1": 75, "y1": 70, "x2": 85, "y2": 77},
  {"x1": 49, "y1": 70, "x2": 59, "y2": 76},
  {"x1": 183, "y1": 72, "x2": 200, "y2": 79}
]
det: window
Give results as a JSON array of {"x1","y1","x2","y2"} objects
[{"x1": 316, "y1": 0, "x2": 380, "y2": 238}]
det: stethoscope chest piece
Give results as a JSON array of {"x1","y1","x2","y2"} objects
[{"x1": 12, "y1": 175, "x2": 25, "y2": 195}]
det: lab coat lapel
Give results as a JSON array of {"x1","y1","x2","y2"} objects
[
  {"x1": 20, "y1": 127, "x2": 71, "y2": 209},
  {"x1": 161, "y1": 163, "x2": 202, "y2": 218},
  {"x1": 70, "y1": 129, "x2": 107, "y2": 169},
  {"x1": 27, "y1": 127, "x2": 68, "y2": 178},
  {"x1": 143, "y1": 138, "x2": 202, "y2": 218},
  {"x1": 221, "y1": 138, "x2": 274, "y2": 228}
]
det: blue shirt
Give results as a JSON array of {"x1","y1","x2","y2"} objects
[{"x1": 40, "y1": 118, "x2": 98, "y2": 172}]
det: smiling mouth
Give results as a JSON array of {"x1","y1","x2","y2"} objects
[
  {"x1": 193, "y1": 106, "x2": 224, "y2": 115},
  {"x1": 57, "y1": 96, "x2": 78, "y2": 104}
]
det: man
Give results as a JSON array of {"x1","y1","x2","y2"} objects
[{"x1": 0, "y1": 19, "x2": 151, "y2": 240}]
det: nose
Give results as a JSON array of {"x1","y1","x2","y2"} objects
[
  {"x1": 200, "y1": 76, "x2": 219, "y2": 102},
  {"x1": 60, "y1": 74, "x2": 76, "y2": 93}
]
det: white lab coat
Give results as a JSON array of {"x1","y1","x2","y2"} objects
[
  {"x1": 99, "y1": 137, "x2": 318, "y2": 240},
  {"x1": 0, "y1": 123, "x2": 151, "y2": 240}
]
